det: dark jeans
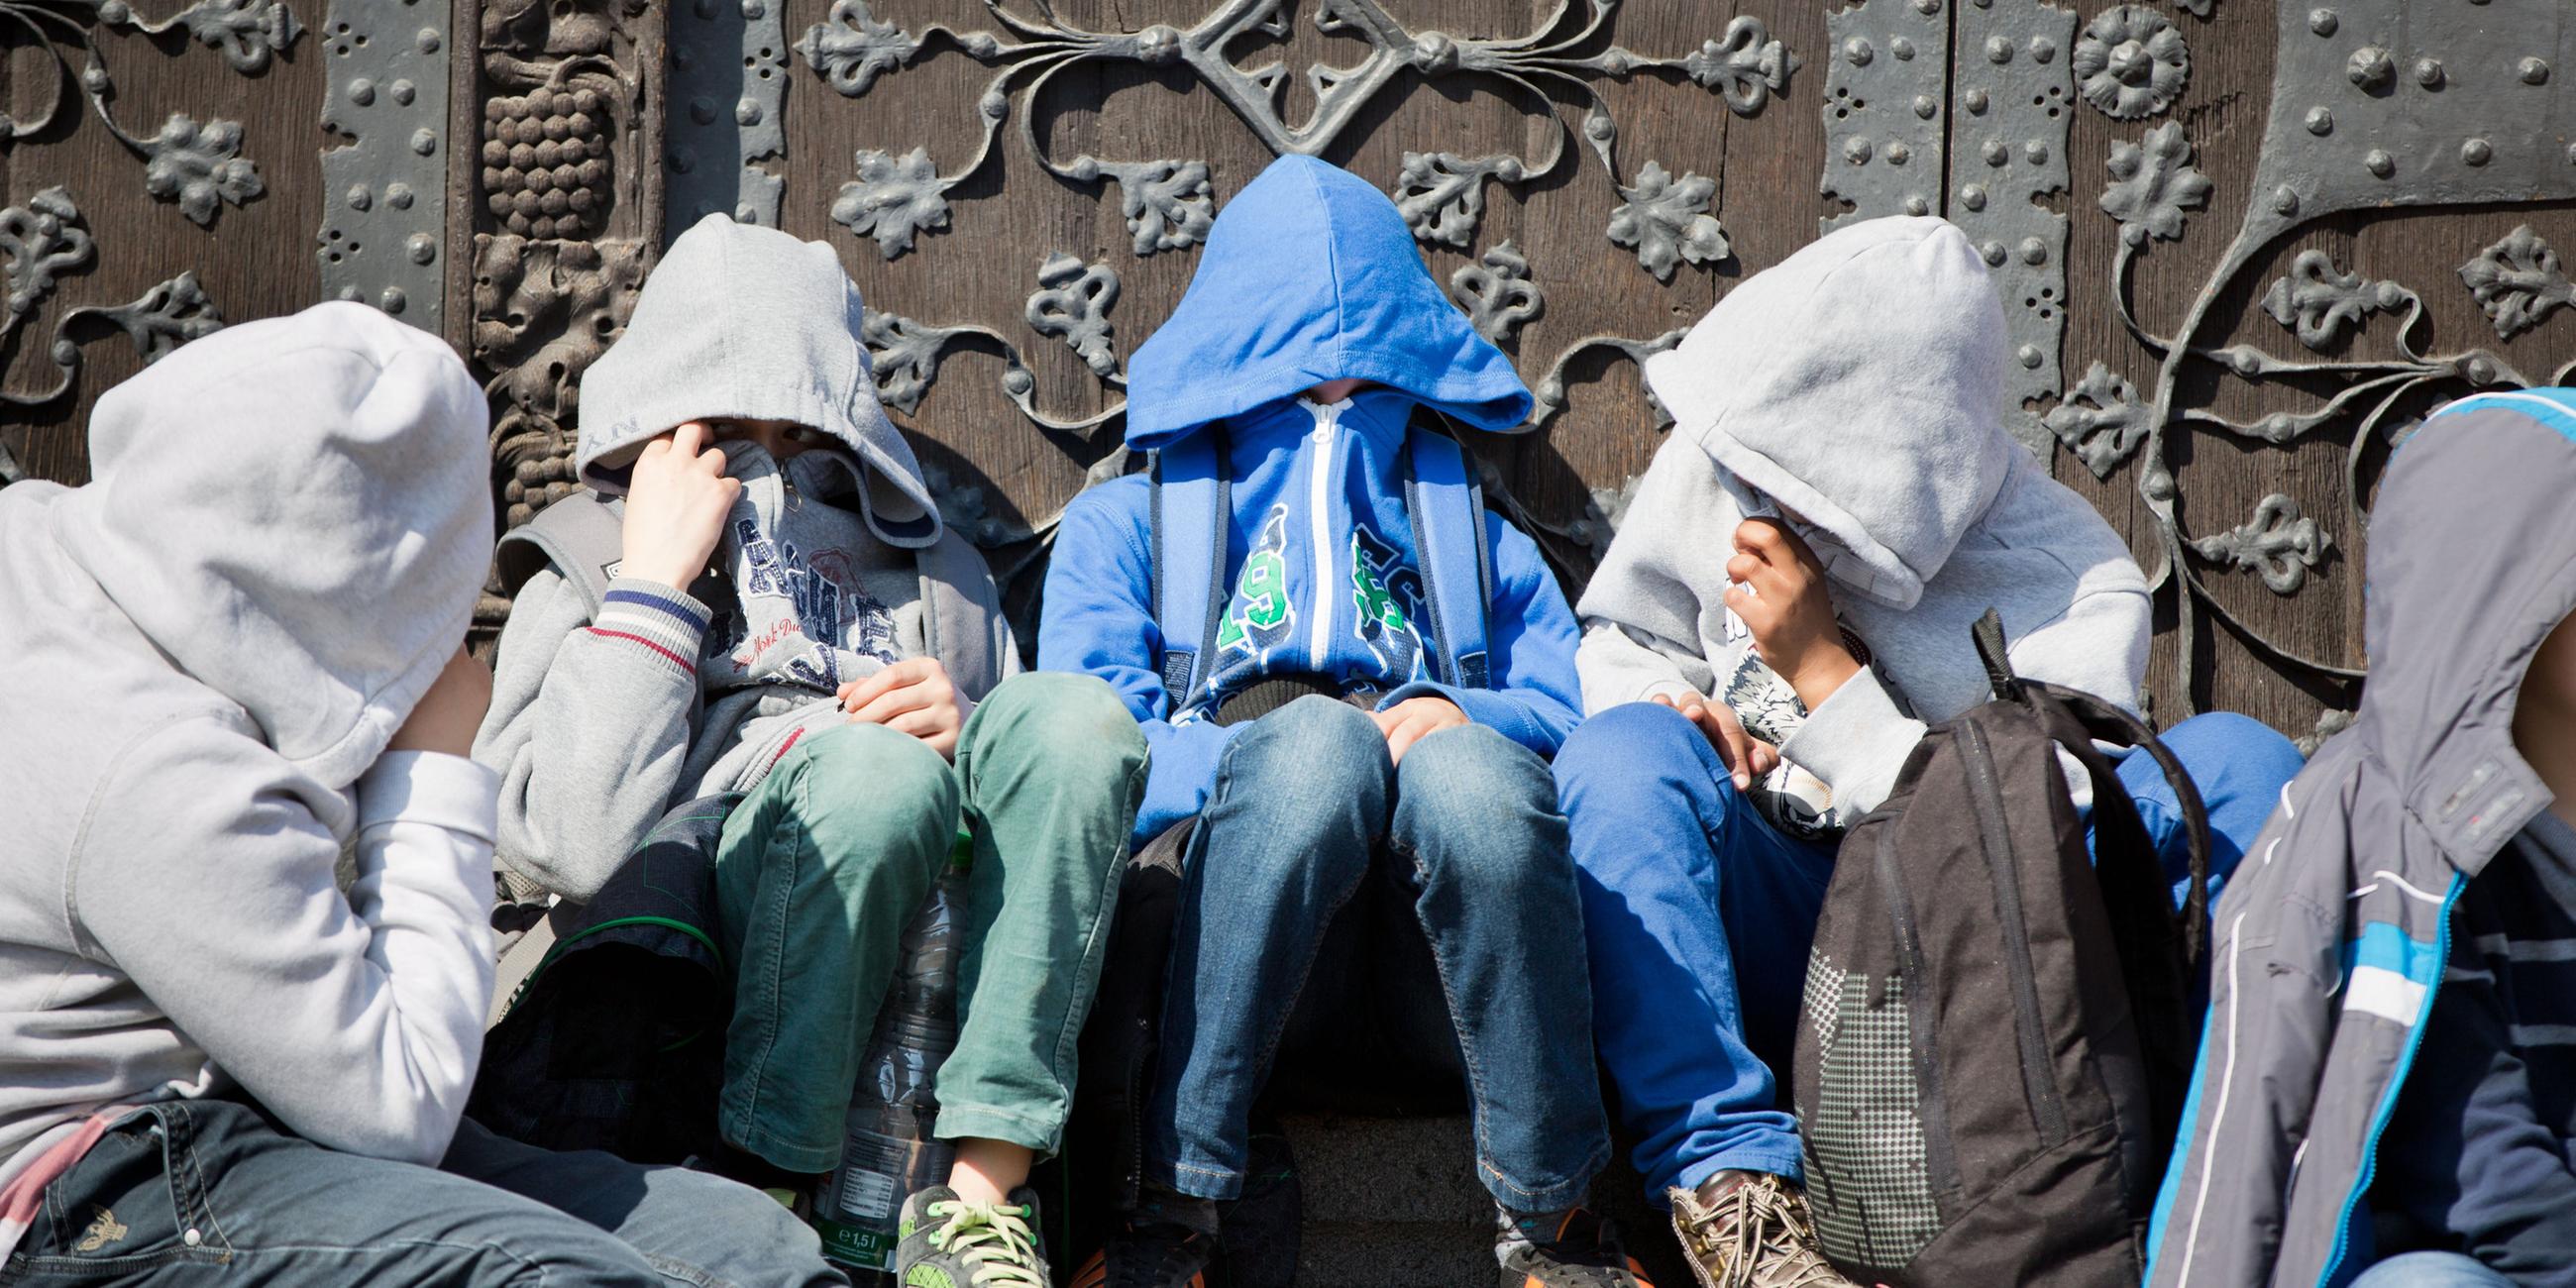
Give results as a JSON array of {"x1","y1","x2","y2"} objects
[
  {"x1": 0, "y1": 1099, "x2": 841, "y2": 1286},
  {"x1": 1144, "y1": 696, "x2": 1610, "y2": 1212}
]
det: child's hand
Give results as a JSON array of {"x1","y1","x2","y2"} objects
[
  {"x1": 1650, "y1": 692, "x2": 1779, "y2": 791},
  {"x1": 387, "y1": 645, "x2": 492, "y2": 759},
  {"x1": 1722, "y1": 518, "x2": 1861, "y2": 710},
  {"x1": 1372, "y1": 696, "x2": 1468, "y2": 765},
  {"x1": 839, "y1": 658, "x2": 970, "y2": 760},
  {"x1": 620, "y1": 421, "x2": 740, "y2": 589}
]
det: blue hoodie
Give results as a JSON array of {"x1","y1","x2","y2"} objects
[{"x1": 1040, "y1": 156, "x2": 1583, "y2": 846}]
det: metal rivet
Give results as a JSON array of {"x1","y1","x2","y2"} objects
[
  {"x1": 1960, "y1": 183, "x2": 1988, "y2": 211},
  {"x1": 1844, "y1": 136, "x2": 1875, "y2": 164},
  {"x1": 182, "y1": 1230, "x2": 200, "y2": 1248},
  {"x1": 337, "y1": 284, "x2": 362, "y2": 302},
  {"x1": 2415, "y1": 57, "x2": 2444, "y2": 89},
  {"x1": 2020, "y1": 238, "x2": 2048, "y2": 265},
  {"x1": 2463, "y1": 138, "x2": 2493, "y2": 165},
  {"x1": 1982, "y1": 241, "x2": 2008, "y2": 266},
  {"x1": 690, "y1": 97, "x2": 717, "y2": 125},
  {"x1": 2348, "y1": 47, "x2": 2393, "y2": 91},
  {"x1": 2374, "y1": 282, "x2": 2407, "y2": 309},
  {"x1": 407, "y1": 233, "x2": 436, "y2": 265},
  {"x1": 1845, "y1": 37, "x2": 1874, "y2": 66},
  {"x1": 1915, "y1": 0, "x2": 1942, "y2": 13},
  {"x1": 2273, "y1": 185, "x2": 2301, "y2": 216},
  {"x1": 2029, "y1": 36, "x2": 2057, "y2": 64},
  {"x1": 1886, "y1": 141, "x2": 1912, "y2": 165},
  {"x1": 2017, "y1": 345, "x2": 2044, "y2": 370},
  {"x1": 2306, "y1": 106, "x2": 2334, "y2": 136},
  {"x1": 2567, "y1": 143, "x2": 2576, "y2": 165},
  {"x1": 1964, "y1": 88, "x2": 1990, "y2": 114},
  {"x1": 735, "y1": 203, "x2": 760, "y2": 223},
  {"x1": 381, "y1": 287, "x2": 407, "y2": 314},
  {"x1": 390, "y1": 79, "x2": 416, "y2": 105},
  {"x1": 2024, "y1": 140, "x2": 2050, "y2": 164},
  {"x1": 741, "y1": 0, "x2": 765, "y2": 15},
  {"x1": 2468, "y1": 357, "x2": 2497, "y2": 383},
  {"x1": 409, "y1": 128, "x2": 437, "y2": 156},
  {"x1": 345, "y1": 184, "x2": 372, "y2": 211},
  {"x1": 415, "y1": 27, "x2": 439, "y2": 54},
  {"x1": 1984, "y1": 139, "x2": 2010, "y2": 166},
  {"x1": 1904, "y1": 195, "x2": 1931, "y2": 216},
  {"x1": 694, "y1": 0, "x2": 717, "y2": 15},
  {"x1": 1987, "y1": 35, "x2": 2014, "y2": 63},
  {"x1": 1914, "y1": 94, "x2": 1939, "y2": 119},
  {"x1": 2365, "y1": 149, "x2": 2395, "y2": 177},
  {"x1": 386, "y1": 183, "x2": 414, "y2": 210},
  {"x1": 2523, "y1": 58, "x2": 2551, "y2": 85},
  {"x1": 1892, "y1": 38, "x2": 1915, "y2": 61},
  {"x1": 1003, "y1": 368, "x2": 1034, "y2": 395},
  {"x1": 2308, "y1": 7, "x2": 2338, "y2": 35},
  {"x1": 347, "y1": 77, "x2": 375, "y2": 106},
  {"x1": 734, "y1": 98, "x2": 761, "y2": 126}
]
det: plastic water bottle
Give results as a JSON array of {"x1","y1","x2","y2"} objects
[{"x1": 812, "y1": 833, "x2": 972, "y2": 1278}]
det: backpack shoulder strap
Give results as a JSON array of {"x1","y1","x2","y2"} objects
[
  {"x1": 1147, "y1": 435, "x2": 1231, "y2": 711},
  {"x1": 913, "y1": 527, "x2": 1010, "y2": 701},
  {"x1": 494, "y1": 492, "x2": 627, "y2": 615},
  {"x1": 1405, "y1": 418, "x2": 1494, "y2": 690}
]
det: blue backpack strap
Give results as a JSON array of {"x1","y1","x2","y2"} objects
[
  {"x1": 1405, "y1": 420, "x2": 1494, "y2": 690},
  {"x1": 1146, "y1": 434, "x2": 1232, "y2": 711}
]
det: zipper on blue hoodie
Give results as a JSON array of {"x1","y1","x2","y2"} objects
[{"x1": 1304, "y1": 398, "x2": 1345, "y2": 673}]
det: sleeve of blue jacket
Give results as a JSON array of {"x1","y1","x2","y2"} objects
[
  {"x1": 1379, "y1": 512, "x2": 1583, "y2": 759},
  {"x1": 1039, "y1": 481, "x2": 1237, "y2": 849}
]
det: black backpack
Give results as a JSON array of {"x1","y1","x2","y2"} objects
[{"x1": 1791, "y1": 610, "x2": 2210, "y2": 1287}]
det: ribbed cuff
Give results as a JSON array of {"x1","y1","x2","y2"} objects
[
  {"x1": 1777, "y1": 668, "x2": 1921, "y2": 818},
  {"x1": 585, "y1": 578, "x2": 711, "y2": 675}
]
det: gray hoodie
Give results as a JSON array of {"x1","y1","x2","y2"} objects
[
  {"x1": 1577, "y1": 216, "x2": 2151, "y2": 831},
  {"x1": 0, "y1": 304, "x2": 498, "y2": 1188},
  {"x1": 477, "y1": 214, "x2": 1017, "y2": 902}
]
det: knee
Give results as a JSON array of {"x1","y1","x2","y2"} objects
[
  {"x1": 969, "y1": 672, "x2": 1146, "y2": 766},
  {"x1": 2161, "y1": 711, "x2": 2305, "y2": 801},
  {"x1": 773, "y1": 722, "x2": 957, "y2": 871},
  {"x1": 648, "y1": 1171, "x2": 831, "y2": 1280},
  {"x1": 1226, "y1": 695, "x2": 1388, "y2": 796},
  {"x1": 1396, "y1": 725, "x2": 1565, "y2": 891},
  {"x1": 1555, "y1": 701, "x2": 1709, "y2": 798}
]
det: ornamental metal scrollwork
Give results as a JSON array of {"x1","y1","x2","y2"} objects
[
  {"x1": 2188, "y1": 494, "x2": 2332, "y2": 596},
  {"x1": 1607, "y1": 162, "x2": 1729, "y2": 284},
  {"x1": 2459, "y1": 225, "x2": 2575, "y2": 341},
  {"x1": 0, "y1": 0, "x2": 296, "y2": 229},
  {"x1": 0, "y1": 186, "x2": 225, "y2": 411},
  {"x1": 1449, "y1": 242, "x2": 1542, "y2": 349},
  {"x1": 2073, "y1": 5, "x2": 2188, "y2": 121},
  {"x1": 1024, "y1": 252, "x2": 1122, "y2": 380}
]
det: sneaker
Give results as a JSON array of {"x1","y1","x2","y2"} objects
[
  {"x1": 1497, "y1": 1206, "x2": 1656, "y2": 1287},
  {"x1": 895, "y1": 1185, "x2": 1051, "y2": 1288},
  {"x1": 1667, "y1": 1172, "x2": 1859, "y2": 1288},
  {"x1": 1068, "y1": 1216, "x2": 1215, "y2": 1288}
]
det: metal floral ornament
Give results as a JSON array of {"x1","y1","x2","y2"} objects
[{"x1": 2073, "y1": 5, "x2": 2189, "y2": 120}]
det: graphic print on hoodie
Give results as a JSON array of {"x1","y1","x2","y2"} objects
[
  {"x1": 1576, "y1": 216, "x2": 2154, "y2": 836},
  {"x1": 1038, "y1": 155, "x2": 1584, "y2": 848}
]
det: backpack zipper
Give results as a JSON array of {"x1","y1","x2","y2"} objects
[
  {"x1": 1305, "y1": 401, "x2": 1342, "y2": 670},
  {"x1": 1962, "y1": 719, "x2": 2071, "y2": 1144}
]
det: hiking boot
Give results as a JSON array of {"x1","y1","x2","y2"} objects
[
  {"x1": 895, "y1": 1185, "x2": 1051, "y2": 1288},
  {"x1": 1068, "y1": 1217, "x2": 1215, "y2": 1288},
  {"x1": 1497, "y1": 1206, "x2": 1656, "y2": 1287},
  {"x1": 1667, "y1": 1172, "x2": 1859, "y2": 1288}
]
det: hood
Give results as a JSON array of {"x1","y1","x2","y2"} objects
[
  {"x1": 2351, "y1": 390, "x2": 2576, "y2": 850},
  {"x1": 1123, "y1": 155, "x2": 1532, "y2": 450},
  {"x1": 579, "y1": 212, "x2": 939, "y2": 548},
  {"x1": 1644, "y1": 216, "x2": 2015, "y2": 609},
  {"x1": 47, "y1": 302, "x2": 490, "y2": 789}
]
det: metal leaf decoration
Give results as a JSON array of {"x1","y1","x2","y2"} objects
[
  {"x1": 2261, "y1": 250, "x2": 2408, "y2": 352},
  {"x1": 2459, "y1": 225, "x2": 2576, "y2": 341},
  {"x1": 2073, "y1": 5, "x2": 2190, "y2": 120},
  {"x1": 2045, "y1": 362, "x2": 2153, "y2": 479},
  {"x1": 1683, "y1": 17, "x2": 1798, "y2": 117},
  {"x1": 1087, "y1": 159, "x2": 1215, "y2": 257},
  {"x1": 1449, "y1": 240, "x2": 1543, "y2": 347},
  {"x1": 2099, "y1": 122, "x2": 2210, "y2": 247},
  {"x1": 832, "y1": 147, "x2": 951, "y2": 260},
  {"x1": 2190, "y1": 493, "x2": 2331, "y2": 595},
  {"x1": 1025, "y1": 252, "x2": 1122, "y2": 378},
  {"x1": 795, "y1": 0, "x2": 921, "y2": 98},
  {"x1": 1393, "y1": 153, "x2": 1525, "y2": 250},
  {"x1": 0, "y1": 188, "x2": 95, "y2": 317},
  {"x1": 138, "y1": 113, "x2": 265, "y2": 228},
  {"x1": 1607, "y1": 161, "x2": 1730, "y2": 282},
  {"x1": 92, "y1": 271, "x2": 224, "y2": 362},
  {"x1": 110, "y1": 0, "x2": 303, "y2": 74},
  {"x1": 862, "y1": 310, "x2": 960, "y2": 414}
]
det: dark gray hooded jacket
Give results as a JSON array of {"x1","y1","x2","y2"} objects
[{"x1": 2147, "y1": 388, "x2": 2576, "y2": 1286}]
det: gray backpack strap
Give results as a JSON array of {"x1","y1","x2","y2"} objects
[
  {"x1": 487, "y1": 913, "x2": 556, "y2": 1028},
  {"x1": 493, "y1": 492, "x2": 628, "y2": 614},
  {"x1": 914, "y1": 528, "x2": 1010, "y2": 699}
]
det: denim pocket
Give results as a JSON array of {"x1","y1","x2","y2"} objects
[{"x1": 13, "y1": 1107, "x2": 229, "y2": 1279}]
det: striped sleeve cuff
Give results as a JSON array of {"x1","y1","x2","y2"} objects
[{"x1": 587, "y1": 578, "x2": 711, "y2": 675}]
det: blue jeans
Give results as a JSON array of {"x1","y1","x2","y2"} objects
[
  {"x1": 1555, "y1": 702, "x2": 2303, "y2": 1203},
  {"x1": 1146, "y1": 696, "x2": 1611, "y2": 1212},
  {"x1": 0, "y1": 1098, "x2": 841, "y2": 1286},
  {"x1": 2350, "y1": 1252, "x2": 2519, "y2": 1287}
]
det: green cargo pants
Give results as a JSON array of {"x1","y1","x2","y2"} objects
[{"x1": 711, "y1": 670, "x2": 1149, "y2": 1172}]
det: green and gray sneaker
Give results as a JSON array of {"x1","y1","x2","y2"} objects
[{"x1": 894, "y1": 1186, "x2": 1052, "y2": 1288}]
